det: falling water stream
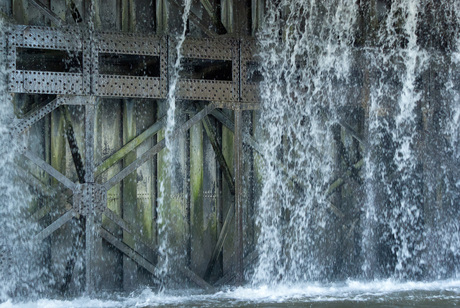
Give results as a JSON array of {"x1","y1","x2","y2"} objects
[
  {"x1": 0, "y1": 19, "x2": 45, "y2": 301},
  {"x1": 1, "y1": 0, "x2": 460, "y2": 307},
  {"x1": 156, "y1": 0, "x2": 192, "y2": 284}
]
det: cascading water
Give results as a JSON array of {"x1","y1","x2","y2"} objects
[
  {"x1": 363, "y1": 0, "x2": 429, "y2": 279},
  {"x1": 0, "y1": 19, "x2": 45, "y2": 300},
  {"x1": 156, "y1": 0, "x2": 192, "y2": 284},
  {"x1": 253, "y1": 0, "x2": 460, "y2": 284},
  {"x1": 253, "y1": 0, "x2": 358, "y2": 284}
]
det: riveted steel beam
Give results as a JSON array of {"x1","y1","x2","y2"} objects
[
  {"x1": 35, "y1": 210, "x2": 76, "y2": 241},
  {"x1": 6, "y1": 25, "x2": 260, "y2": 104},
  {"x1": 22, "y1": 150, "x2": 77, "y2": 191}
]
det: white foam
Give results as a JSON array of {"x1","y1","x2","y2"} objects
[{"x1": 2, "y1": 280, "x2": 459, "y2": 308}]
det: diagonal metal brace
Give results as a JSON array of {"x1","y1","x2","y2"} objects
[
  {"x1": 27, "y1": 0, "x2": 65, "y2": 27},
  {"x1": 13, "y1": 98, "x2": 62, "y2": 136},
  {"x1": 35, "y1": 210, "x2": 76, "y2": 241},
  {"x1": 63, "y1": 106, "x2": 86, "y2": 183},
  {"x1": 202, "y1": 116, "x2": 235, "y2": 195},
  {"x1": 23, "y1": 150, "x2": 77, "y2": 191},
  {"x1": 95, "y1": 116, "x2": 166, "y2": 177},
  {"x1": 99, "y1": 227, "x2": 160, "y2": 283},
  {"x1": 103, "y1": 104, "x2": 216, "y2": 190},
  {"x1": 203, "y1": 202, "x2": 234, "y2": 280}
]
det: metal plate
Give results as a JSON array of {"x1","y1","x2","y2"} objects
[
  {"x1": 11, "y1": 70, "x2": 85, "y2": 95},
  {"x1": 74, "y1": 183, "x2": 107, "y2": 217},
  {"x1": 181, "y1": 37, "x2": 237, "y2": 60},
  {"x1": 9, "y1": 26, "x2": 83, "y2": 50},
  {"x1": 177, "y1": 80, "x2": 234, "y2": 101},
  {"x1": 177, "y1": 37, "x2": 239, "y2": 102},
  {"x1": 96, "y1": 32, "x2": 162, "y2": 55},
  {"x1": 6, "y1": 26, "x2": 258, "y2": 102},
  {"x1": 240, "y1": 39, "x2": 260, "y2": 103},
  {"x1": 93, "y1": 33, "x2": 167, "y2": 98},
  {"x1": 96, "y1": 75, "x2": 165, "y2": 98}
]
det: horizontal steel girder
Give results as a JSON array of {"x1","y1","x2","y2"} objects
[{"x1": 6, "y1": 25, "x2": 260, "y2": 104}]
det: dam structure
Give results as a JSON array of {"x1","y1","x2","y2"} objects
[{"x1": 0, "y1": 0, "x2": 459, "y2": 300}]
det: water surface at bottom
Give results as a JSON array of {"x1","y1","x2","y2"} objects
[{"x1": 1, "y1": 280, "x2": 459, "y2": 308}]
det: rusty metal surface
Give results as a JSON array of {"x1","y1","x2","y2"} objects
[
  {"x1": 74, "y1": 183, "x2": 107, "y2": 216},
  {"x1": 240, "y1": 39, "x2": 260, "y2": 103},
  {"x1": 8, "y1": 26, "x2": 87, "y2": 95},
  {"x1": 176, "y1": 37, "x2": 239, "y2": 102},
  {"x1": 13, "y1": 97, "x2": 61, "y2": 135},
  {"x1": 7, "y1": 25, "x2": 260, "y2": 103},
  {"x1": 177, "y1": 80, "x2": 234, "y2": 101}
]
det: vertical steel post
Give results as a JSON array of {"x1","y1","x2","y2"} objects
[
  {"x1": 234, "y1": 107, "x2": 243, "y2": 283},
  {"x1": 84, "y1": 99, "x2": 96, "y2": 294}
]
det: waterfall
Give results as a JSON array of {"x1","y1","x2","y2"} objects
[
  {"x1": 364, "y1": 0, "x2": 428, "y2": 279},
  {"x1": 253, "y1": 0, "x2": 357, "y2": 284},
  {"x1": 156, "y1": 0, "x2": 192, "y2": 283},
  {"x1": 254, "y1": 0, "x2": 460, "y2": 284},
  {"x1": 0, "y1": 19, "x2": 45, "y2": 300}
]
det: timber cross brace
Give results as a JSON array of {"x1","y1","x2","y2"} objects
[{"x1": 4, "y1": 22, "x2": 261, "y2": 292}]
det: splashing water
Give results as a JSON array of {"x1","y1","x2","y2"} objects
[
  {"x1": 254, "y1": 0, "x2": 460, "y2": 284},
  {"x1": 364, "y1": 0, "x2": 429, "y2": 279},
  {"x1": 156, "y1": 0, "x2": 192, "y2": 284},
  {"x1": 253, "y1": 0, "x2": 358, "y2": 284},
  {"x1": 0, "y1": 19, "x2": 46, "y2": 300}
]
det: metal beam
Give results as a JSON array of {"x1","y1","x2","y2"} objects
[
  {"x1": 15, "y1": 165, "x2": 60, "y2": 197},
  {"x1": 214, "y1": 250, "x2": 258, "y2": 286},
  {"x1": 203, "y1": 202, "x2": 234, "y2": 280},
  {"x1": 84, "y1": 102, "x2": 98, "y2": 294},
  {"x1": 233, "y1": 108, "x2": 243, "y2": 284},
  {"x1": 169, "y1": 0, "x2": 217, "y2": 37},
  {"x1": 99, "y1": 227, "x2": 158, "y2": 277},
  {"x1": 22, "y1": 150, "x2": 77, "y2": 191},
  {"x1": 103, "y1": 208, "x2": 158, "y2": 258},
  {"x1": 95, "y1": 116, "x2": 166, "y2": 176},
  {"x1": 103, "y1": 138, "x2": 166, "y2": 191},
  {"x1": 325, "y1": 159, "x2": 364, "y2": 197},
  {"x1": 13, "y1": 98, "x2": 62, "y2": 136},
  {"x1": 179, "y1": 267, "x2": 216, "y2": 293},
  {"x1": 63, "y1": 106, "x2": 86, "y2": 183},
  {"x1": 202, "y1": 116, "x2": 235, "y2": 195},
  {"x1": 200, "y1": 0, "x2": 228, "y2": 34},
  {"x1": 337, "y1": 120, "x2": 368, "y2": 148},
  {"x1": 35, "y1": 210, "x2": 76, "y2": 241},
  {"x1": 103, "y1": 104, "x2": 216, "y2": 190},
  {"x1": 27, "y1": 0, "x2": 65, "y2": 27},
  {"x1": 211, "y1": 109, "x2": 262, "y2": 153}
]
